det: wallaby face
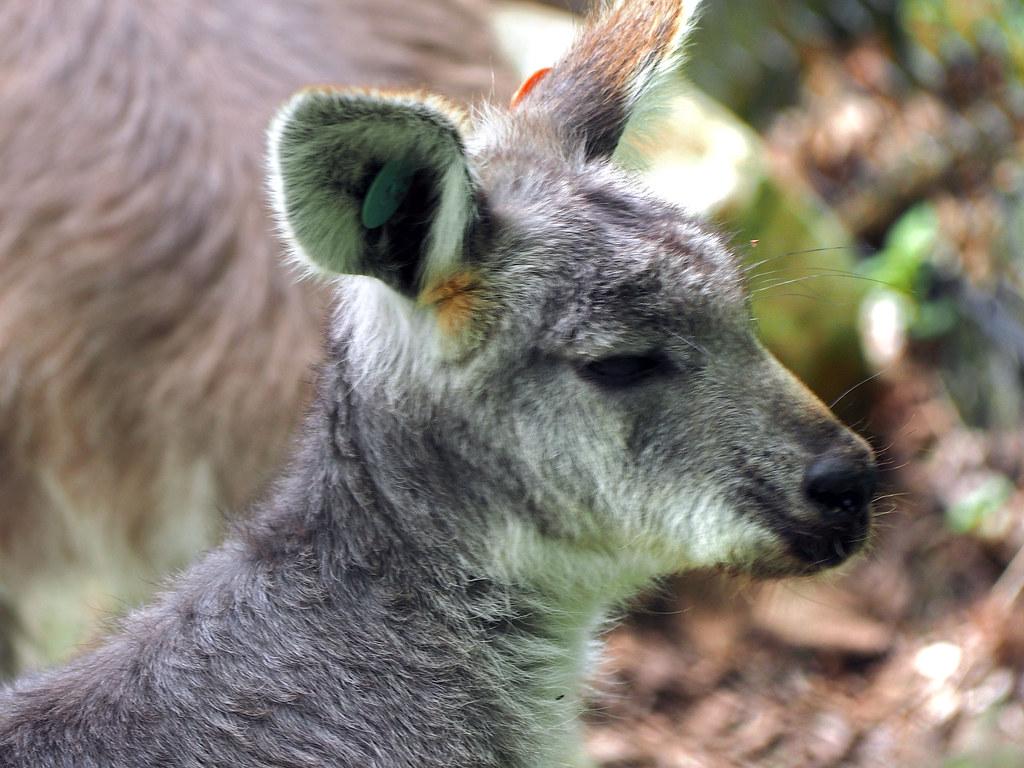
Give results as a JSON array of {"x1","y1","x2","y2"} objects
[{"x1": 270, "y1": 0, "x2": 876, "y2": 594}]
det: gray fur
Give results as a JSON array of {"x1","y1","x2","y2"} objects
[{"x1": 0, "y1": 2, "x2": 874, "y2": 766}]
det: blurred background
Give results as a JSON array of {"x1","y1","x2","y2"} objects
[{"x1": 2, "y1": 1, "x2": 1022, "y2": 765}]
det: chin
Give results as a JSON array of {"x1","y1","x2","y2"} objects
[{"x1": 717, "y1": 541, "x2": 865, "y2": 581}]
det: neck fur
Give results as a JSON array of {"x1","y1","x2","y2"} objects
[{"x1": 242, "y1": 346, "x2": 662, "y2": 767}]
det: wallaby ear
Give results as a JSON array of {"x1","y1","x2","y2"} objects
[
  {"x1": 268, "y1": 88, "x2": 475, "y2": 297},
  {"x1": 515, "y1": 0, "x2": 703, "y2": 160}
]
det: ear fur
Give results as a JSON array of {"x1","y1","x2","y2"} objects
[
  {"x1": 517, "y1": 0, "x2": 703, "y2": 159},
  {"x1": 267, "y1": 88, "x2": 475, "y2": 297}
]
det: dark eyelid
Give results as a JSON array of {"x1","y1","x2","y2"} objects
[{"x1": 576, "y1": 352, "x2": 675, "y2": 389}]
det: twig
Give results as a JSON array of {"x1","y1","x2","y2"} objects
[{"x1": 989, "y1": 541, "x2": 1024, "y2": 615}]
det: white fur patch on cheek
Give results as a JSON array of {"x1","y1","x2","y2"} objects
[
  {"x1": 629, "y1": 485, "x2": 781, "y2": 571},
  {"x1": 679, "y1": 501, "x2": 775, "y2": 568}
]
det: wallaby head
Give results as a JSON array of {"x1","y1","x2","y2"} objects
[
  {"x1": 268, "y1": 0, "x2": 876, "y2": 599},
  {"x1": 0, "y1": 3, "x2": 879, "y2": 766}
]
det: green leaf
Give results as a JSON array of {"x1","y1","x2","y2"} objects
[{"x1": 946, "y1": 475, "x2": 1015, "y2": 534}]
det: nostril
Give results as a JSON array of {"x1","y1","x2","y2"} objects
[{"x1": 803, "y1": 454, "x2": 877, "y2": 517}]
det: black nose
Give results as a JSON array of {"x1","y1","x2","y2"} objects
[{"x1": 803, "y1": 452, "x2": 877, "y2": 518}]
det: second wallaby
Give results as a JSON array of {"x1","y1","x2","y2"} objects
[{"x1": 0, "y1": 1, "x2": 876, "y2": 766}]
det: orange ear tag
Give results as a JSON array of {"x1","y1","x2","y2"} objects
[{"x1": 510, "y1": 67, "x2": 552, "y2": 109}]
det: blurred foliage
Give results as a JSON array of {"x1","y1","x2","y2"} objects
[
  {"x1": 862, "y1": 203, "x2": 938, "y2": 296},
  {"x1": 686, "y1": 0, "x2": 901, "y2": 126},
  {"x1": 947, "y1": 474, "x2": 1016, "y2": 534},
  {"x1": 861, "y1": 203, "x2": 958, "y2": 340},
  {"x1": 901, "y1": 0, "x2": 1024, "y2": 84}
]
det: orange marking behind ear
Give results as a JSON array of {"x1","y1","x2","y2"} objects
[
  {"x1": 420, "y1": 271, "x2": 484, "y2": 336},
  {"x1": 510, "y1": 67, "x2": 551, "y2": 109}
]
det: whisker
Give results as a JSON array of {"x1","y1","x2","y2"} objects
[
  {"x1": 750, "y1": 272, "x2": 904, "y2": 296},
  {"x1": 830, "y1": 368, "x2": 889, "y2": 409},
  {"x1": 872, "y1": 492, "x2": 910, "y2": 503},
  {"x1": 751, "y1": 292, "x2": 863, "y2": 309},
  {"x1": 871, "y1": 510, "x2": 899, "y2": 520},
  {"x1": 880, "y1": 459, "x2": 913, "y2": 472},
  {"x1": 744, "y1": 263, "x2": 854, "y2": 284},
  {"x1": 741, "y1": 245, "x2": 855, "y2": 274},
  {"x1": 868, "y1": 435, "x2": 899, "y2": 454},
  {"x1": 746, "y1": 264, "x2": 871, "y2": 286}
]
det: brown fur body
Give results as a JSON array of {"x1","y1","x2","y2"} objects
[{"x1": 0, "y1": 0, "x2": 515, "y2": 673}]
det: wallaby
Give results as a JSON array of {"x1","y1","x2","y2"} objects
[
  {"x1": 0, "y1": 1, "x2": 876, "y2": 765},
  {"x1": 0, "y1": 0, "x2": 516, "y2": 674}
]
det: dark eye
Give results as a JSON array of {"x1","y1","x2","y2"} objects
[{"x1": 578, "y1": 353, "x2": 672, "y2": 388}]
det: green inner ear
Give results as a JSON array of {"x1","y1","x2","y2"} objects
[{"x1": 361, "y1": 159, "x2": 417, "y2": 229}]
